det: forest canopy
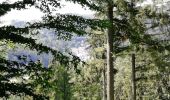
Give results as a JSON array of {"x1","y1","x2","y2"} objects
[{"x1": 0, "y1": 0, "x2": 170, "y2": 100}]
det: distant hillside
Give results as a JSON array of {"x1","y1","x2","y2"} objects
[{"x1": 7, "y1": 20, "x2": 90, "y2": 67}]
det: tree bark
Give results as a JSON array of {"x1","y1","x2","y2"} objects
[
  {"x1": 131, "y1": 53, "x2": 136, "y2": 100},
  {"x1": 106, "y1": 1, "x2": 114, "y2": 100}
]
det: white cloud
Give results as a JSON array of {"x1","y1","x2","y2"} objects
[
  {"x1": 0, "y1": 0, "x2": 94, "y2": 24},
  {"x1": 1, "y1": 6, "x2": 44, "y2": 21},
  {"x1": 136, "y1": 0, "x2": 153, "y2": 7},
  {"x1": 56, "y1": 1, "x2": 94, "y2": 15}
]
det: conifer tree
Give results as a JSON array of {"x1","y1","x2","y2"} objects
[
  {"x1": 87, "y1": 0, "x2": 170, "y2": 100},
  {"x1": 0, "y1": 0, "x2": 106, "y2": 99}
]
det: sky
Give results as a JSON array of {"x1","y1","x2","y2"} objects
[
  {"x1": 1, "y1": 0, "x2": 169, "y2": 23},
  {"x1": 0, "y1": 0, "x2": 94, "y2": 24}
]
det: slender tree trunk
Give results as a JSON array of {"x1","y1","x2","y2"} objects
[
  {"x1": 103, "y1": 66, "x2": 107, "y2": 100},
  {"x1": 130, "y1": 0, "x2": 136, "y2": 99},
  {"x1": 131, "y1": 53, "x2": 136, "y2": 100},
  {"x1": 106, "y1": 1, "x2": 114, "y2": 100}
]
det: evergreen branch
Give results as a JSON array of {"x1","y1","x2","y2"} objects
[
  {"x1": 0, "y1": 82, "x2": 48, "y2": 99},
  {"x1": 0, "y1": 29, "x2": 81, "y2": 66},
  {"x1": 0, "y1": 0, "x2": 35, "y2": 16},
  {"x1": 29, "y1": 14, "x2": 109, "y2": 36}
]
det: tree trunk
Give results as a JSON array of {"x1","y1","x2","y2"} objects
[
  {"x1": 103, "y1": 66, "x2": 107, "y2": 100},
  {"x1": 131, "y1": 53, "x2": 136, "y2": 100},
  {"x1": 106, "y1": 1, "x2": 114, "y2": 100}
]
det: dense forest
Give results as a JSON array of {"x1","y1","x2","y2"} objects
[{"x1": 0, "y1": 0, "x2": 169, "y2": 100}]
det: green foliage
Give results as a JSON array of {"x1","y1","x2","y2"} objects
[
  {"x1": 79, "y1": 0, "x2": 170, "y2": 100},
  {"x1": 0, "y1": 0, "x2": 104, "y2": 99},
  {"x1": 0, "y1": 57, "x2": 49, "y2": 99},
  {"x1": 1, "y1": 0, "x2": 170, "y2": 99},
  {"x1": 32, "y1": 60, "x2": 74, "y2": 100},
  {"x1": 71, "y1": 60, "x2": 103, "y2": 100}
]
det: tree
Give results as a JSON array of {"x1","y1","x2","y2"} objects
[
  {"x1": 0, "y1": 0, "x2": 107, "y2": 99},
  {"x1": 0, "y1": 1, "x2": 54, "y2": 99},
  {"x1": 106, "y1": 1, "x2": 114, "y2": 100},
  {"x1": 88, "y1": 0, "x2": 170, "y2": 100}
]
